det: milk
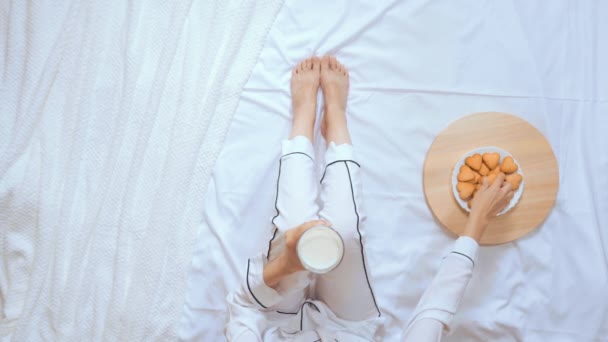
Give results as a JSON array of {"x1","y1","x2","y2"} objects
[{"x1": 297, "y1": 226, "x2": 344, "y2": 274}]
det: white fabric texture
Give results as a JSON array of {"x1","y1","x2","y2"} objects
[
  {"x1": 182, "y1": 0, "x2": 608, "y2": 341},
  {"x1": 0, "y1": 0, "x2": 281, "y2": 340}
]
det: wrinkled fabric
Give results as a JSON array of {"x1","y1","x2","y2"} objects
[{"x1": 0, "y1": 0, "x2": 282, "y2": 340}]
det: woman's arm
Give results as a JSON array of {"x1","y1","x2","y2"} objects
[
  {"x1": 402, "y1": 236, "x2": 478, "y2": 341},
  {"x1": 403, "y1": 173, "x2": 514, "y2": 341}
]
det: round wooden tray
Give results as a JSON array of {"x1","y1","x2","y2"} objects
[{"x1": 423, "y1": 112, "x2": 559, "y2": 245}]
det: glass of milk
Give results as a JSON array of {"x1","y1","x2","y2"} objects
[{"x1": 297, "y1": 225, "x2": 344, "y2": 274}]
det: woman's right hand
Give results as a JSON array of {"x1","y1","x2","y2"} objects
[
  {"x1": 464, "y1": 173, "x2": 514, "y2": 242},
  {"x1": 282, "y1": 220, "x2": 329, "y2": 273},
  {"x1": 263, "y1": 220, "x2": 329, "y2": 288}
]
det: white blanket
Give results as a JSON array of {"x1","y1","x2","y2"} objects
[
  {"x1": 0, "y1": 0, "x2": 281, "y2": 340},
  {"x1": 181, "y1": 0, "x2": 608, "y2": 341}
]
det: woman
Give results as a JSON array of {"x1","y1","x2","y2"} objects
[{"x1": 225, "y1": 56, "x2": 514, "y2": 341}]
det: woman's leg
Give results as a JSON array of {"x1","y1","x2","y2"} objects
[
  {"x1": 263, "y1": 57, "x2": 321, "y2": 313},
  {"x1": 314, "y1": 56, "x2": 381, "y2": 320}
]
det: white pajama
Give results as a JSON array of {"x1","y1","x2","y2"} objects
[
  {"x1": 225, "y1": 136, "x2": 479, "y2": 342},
  {"x1": 401, "y1": 237, "x2": 478, "y2": 341}
]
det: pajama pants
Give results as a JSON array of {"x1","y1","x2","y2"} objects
[{"x1": 266, "y1": 136, "x2": 380, "y2": 321}]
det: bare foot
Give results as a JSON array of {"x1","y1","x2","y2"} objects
[
  {"x1": 320, "y1": 55, "x2": 349, "y2": 116},
  {"x1": 320, "y1": 56, "x2": 351, "y2": 144},
  {"x1": 290, "y1": 57, "x2": 320, "y2": 140}
]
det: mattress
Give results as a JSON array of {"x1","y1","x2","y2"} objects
[{"x1": 180, "y1": 0, "x2": 608, "y2": 340}]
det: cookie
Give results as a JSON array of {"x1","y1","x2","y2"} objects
[
  {"x1": 465, "y1": 153, "x2": 483, "y2": 171},
  {"x1": 505, "y1": 173, "x2": 523, "y2": 190},
  {"x1": 474, "y1": 172, "x2": 481, "y2": 183},
  {"x1": 482, "y1": 152, "x2": 500, "y2": 170},
  {"x1": 479, "y1": 163, "x2": 490, "y2": 176},
  {"x1": 457, "y1": 182, "x2": 476, "y2": 200},
  {"x1": 467, "y1": 171, "x2": 481, "y2": 184},
  {"x1": 486, "y1": 172, "x2": 499, "y2": 185},
  {"x1": 458, "y1": 165, "x2": 476, "y2": 182},
  {"x1": 500, "y1": 156, "x2": 518, "y2": 174},
  {"x1": 490, "y1": 166, "x2": 501, "y2": 176}
]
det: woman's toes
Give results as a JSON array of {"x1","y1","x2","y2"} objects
[
  {"x1": 312, "y1": 57, "x2": 321, "y2": 71},
  {"x1": 305, "y1": 58, "x2": 312, "y2": 70},
  {"x1": 337, "y1": 61, "x2": 348, "y2": 76},
  {"x1": 330, "y1": 56, "x2": 337, "y2": 70},
  {"x1": 321, "y1": 55, "x2": 330, "y2": 71}
]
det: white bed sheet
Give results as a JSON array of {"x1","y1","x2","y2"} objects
[{"x1": 181, "y1": 1, "x2": 608, "y2": 341}]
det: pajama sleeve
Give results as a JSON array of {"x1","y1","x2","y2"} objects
[
  {"x1": 225, "y1": 254, "x2": 284, "y2": 341},
  {"x1": 402, "y1": 236, "x2": 479, "y2": 341}
]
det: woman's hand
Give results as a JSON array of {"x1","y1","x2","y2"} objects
[
  {"x1": 463, "y1": 173, "x2": 514, "y2": 242},
  {"x1": 282, "y1": 220, "x2": 329, "y2": 273},
  {"x1": 263, "y1": 220, "x2": 329, "y2": 288}
]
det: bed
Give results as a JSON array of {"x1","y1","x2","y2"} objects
[{"x1": 180, "y1": 0, "x2": 608, "y2": 341}]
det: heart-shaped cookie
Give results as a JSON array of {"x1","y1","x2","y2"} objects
[
  {"x1": 479, "y1": 163, "x2": 490, "y2": 176},
  {"x1": 485, "y1": 172, "x2": 501, "y2": 185},
  {"x1": 505, "y1": 173, "x2": 523, "y2": 190},
  {"x1": 457, "y1": 181, "x2": 475, "y2": 200},
  {"x1": 474, "y1": 172, "x2": 481, "y2": 183},
  {"x1": 467, "y1": 171, "x2": 481, "y2": 184},
  {"x1": 458, "y1": 165, "x2": 476, "y2": 182},
  {"x1": 482, "y1": 152, "x2": 500, "y2": 170},
  {"x1": 465, "y1": 153, "x2": 483, "y2": 171},
  {"x1": 500, "y1": 156, "x2": 518, "y2": 174}
]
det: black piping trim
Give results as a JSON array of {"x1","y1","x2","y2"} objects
[
  {"x1": 308, "y1": 301, "x2": 320, "y2": 312},
  {"x1": 300, "y1": 305, "x2": 305, "y2": 331},
  {"x1": 320, "y1": 159, "x2": 361, "y2": 183},
  {"x1": 281, "y1": 151, "x2": 313, "y2": 161},
  {"x1": 266, "y1": 228, "x2": 278, "y2": 261},
  {"x1": 267, "y1": 155, "x2": 284, "y2": 259},
  {"x1": 283, "y1": 301, "x2": 321, "y2": 334},
  {"x1": 246, "y1": 259, "x2": 267, "y2": 309},
  {"x1": 451, "y1": 251, "x2": 475, "y2": 266},
  {"x1": 267, "y1": 152, "x2": 314, "y2": 260},
  {"x1": 276, "y1": 310, "x2": 298, "y2": 315},
  {"x1": 299, "y1": 301, "x2": 320, "y2": 331},
  {"x1": 345, "y1": 162, "x2": 381, "y2": 318}
]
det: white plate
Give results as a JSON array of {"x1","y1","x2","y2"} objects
[{"x1": 451, "y1": 146, "x2": 524, "y2": 215}]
